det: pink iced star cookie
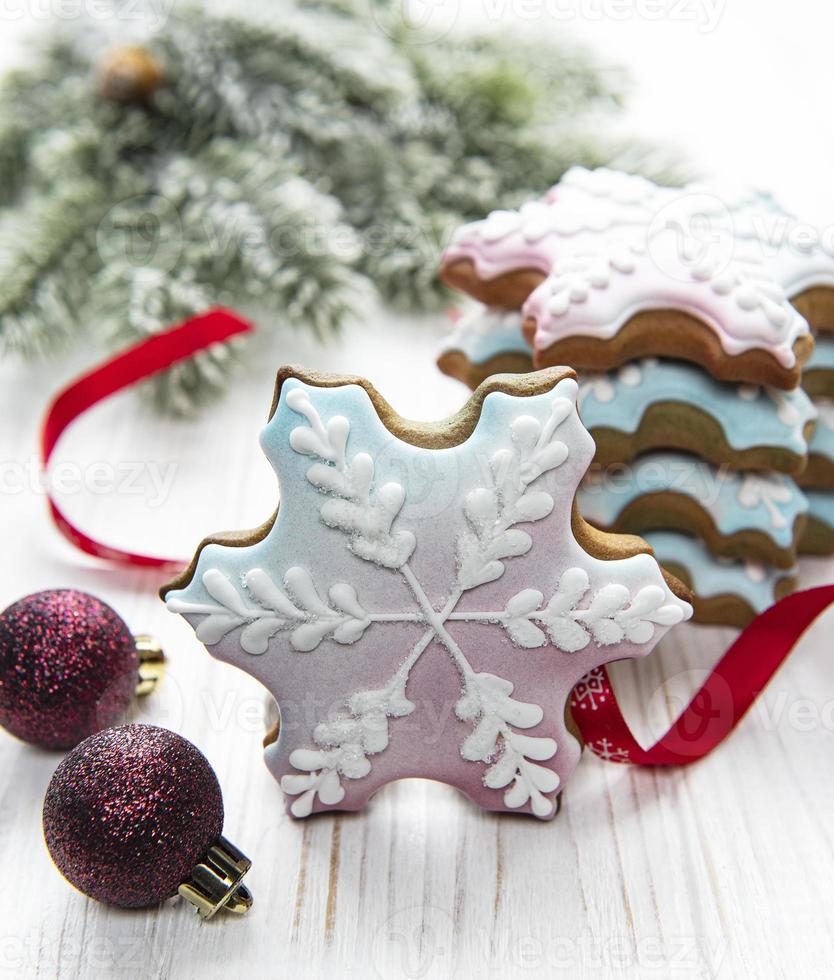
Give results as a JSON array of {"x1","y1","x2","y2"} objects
[{"x1": 441, "y1": 167, "x2": 818, "y2": 388}]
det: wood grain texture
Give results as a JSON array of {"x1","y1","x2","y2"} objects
[{"x1": 1, "y1": 314, "x2": 833, "y2": 980}]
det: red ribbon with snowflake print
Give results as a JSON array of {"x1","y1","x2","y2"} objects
[
  {"x1": 40, "y1": 307, "x2": 253, "y2": 569},
  {"x1": 571, "y1": 585, "x2": 834, "y2": 765},
  {"x1": 39, "y1": 311, "x2": 834, "y2": 768}
]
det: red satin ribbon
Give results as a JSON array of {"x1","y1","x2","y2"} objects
[
  {"x1": 41, "y1": 308, "x2": 253, "y2": 568},
  {"x1": 572, "y1": 585, "x2": 834, "y2": 765},
  {"x1": 39, "y1": 310, "x2": 834, "y2": 768}
]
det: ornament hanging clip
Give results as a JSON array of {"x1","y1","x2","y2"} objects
[
  {"x1": 178, "y1": 836, "x2": 254, "y2": 920},
  {"x1": 134, "y1": 635, "x2": 166, "y2": 698}
]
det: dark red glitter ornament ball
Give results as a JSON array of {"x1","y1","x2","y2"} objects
[
  {"x1": 0, "y1": 590, "x2": 139, "y2": 749},
  {"x1": 43, "y1": 724, "x2": 224, "y2": 909}
]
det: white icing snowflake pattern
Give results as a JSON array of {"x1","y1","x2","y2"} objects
[
  {"x1": 737, "y1": 474, "x2": 794, "y2": 530},
  {"x1": 546, "y1": 245, "x2": 644, "y2": 317},
  {"x1": 560, "y1": 166, "x2": 664, "y2": 207},
  {"x1": 474, "y1": 195, "x2": 648, "y2": 247},
  {"x1": 738, "y1": 384, "x2": 804, "y2": 427},
  {"x1": 816, "y1": 400, "x2": 834, "y2": 431},
  {"x1": 168, "y1": 379, "x2": 689, "y2": 819},
  {"x1": 578, "y1": 361, "x2": 647, "y2": 405},
  {"x1": 689, "y1": 255, "x2": 790, "y2": 328},
  {"x1": 455, "y1": 168, "x2": 666, "y2": 250}
]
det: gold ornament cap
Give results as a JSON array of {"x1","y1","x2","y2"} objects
[
  {"x1": 134, "y1": 634, "x2": 166, "y2": 697},
  {"x1": 178, "y1": 836, "x2": 254, "y2": 920}
]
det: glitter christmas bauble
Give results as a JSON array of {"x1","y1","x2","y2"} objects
[
  {"x1": 0, "y1": 590, "x2": 138, "y2": 749},
  {"x1": 43, "y1": 725, "x2": 224, "y2": 909}
]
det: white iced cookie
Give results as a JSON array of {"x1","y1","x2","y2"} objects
[
  {"x1": 644, "y1": 530, "x2": 796, "y2": 628},
  {"x1": 522, "y1": 233, "x2": 811, "y2": 389},
  {"x1": 578, "y1": 450, "x2": 808, "y2": 569},
  {"x1": 163, "y1": 367, "x2": 691, "y2": 820}
]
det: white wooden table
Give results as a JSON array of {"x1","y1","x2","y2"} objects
[
  {"x1": 2, "y1": 312, "x2": 834, "y2": 980},
  {"x1": 3, "y1": 5, "x2": 834, "y2": 978}
]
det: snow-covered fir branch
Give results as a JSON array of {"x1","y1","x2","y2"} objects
[{"x1": 0, "y1": 6, "x2": 676, "y2": 414}]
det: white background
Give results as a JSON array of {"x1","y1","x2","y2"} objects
[{"x1": 1, "y1": 3, "x2": 834, "y2": 979}]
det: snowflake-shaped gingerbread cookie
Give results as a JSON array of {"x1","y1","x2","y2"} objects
[{"x1": 163, "y1": 368, "x2": 691, "y2": 820}]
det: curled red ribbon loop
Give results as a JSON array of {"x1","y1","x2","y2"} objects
[
  {"x1": 40, "y1": 308, "x2": 254, "y2": 569},
  {"x1": 39, "y1": 310, "x2": 834, "y2": 767},
  {"x1": 572, "y1": 585, "x2": 834, "y2": 765}
]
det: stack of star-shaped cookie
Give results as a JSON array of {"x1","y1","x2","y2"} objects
[
  {"x1": 795, "y1": 298, "x2": 834, "y2": 554},
  {"x1": 439, "y1": 167, "x2": 833, "y2": 626}
]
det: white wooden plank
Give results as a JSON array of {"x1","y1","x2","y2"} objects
[
  {"x1": 2, "y1": 310, "x2": 834, "y2": 979},
  {"x1": 3, "y1": 0, "x2": 834, "y2": 941}
]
